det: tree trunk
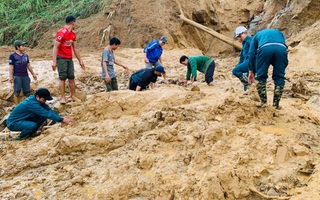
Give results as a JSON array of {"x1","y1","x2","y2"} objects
[{"x1": 174, "y1": 0, "x2": 242, "y2": 50}]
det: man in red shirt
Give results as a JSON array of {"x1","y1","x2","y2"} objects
[{"x1": 52, "y1": 15, "x2": 85, "y2": 104}]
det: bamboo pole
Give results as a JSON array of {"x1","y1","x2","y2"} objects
[{"x1": 174, "y1": 0, "x2": 242, "y2": 50}]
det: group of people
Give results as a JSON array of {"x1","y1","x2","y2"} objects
[
  {"x1": 6, "y1": 15, "x2": 288, "y2": 141},
  {"x1": 232, "y1": 26, "x2": 288, "y2": 109}
]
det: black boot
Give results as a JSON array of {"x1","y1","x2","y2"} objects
[
  {"x1": 239, "y1": 75, "x2": 249, "y2": 91},
  {"x1": 257, "y1": 82, "x2": 267, "y2": 105},
  {"x1": 273, "y1": 85, "x2": 284, "y2": 109}
]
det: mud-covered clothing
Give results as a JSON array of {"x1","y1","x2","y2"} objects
[
  {"x1": 129, "y1": 68, "x2": 159, "y2": 90},
  {"x1": 144, "y1": 40, "x2": 163, "y2": 63},
  {"x1": 7, "y1": 95, "x2": 64, "y2": 138},
  {"x1": 186, "y1": 56, "x2": 215, "y2": 83},
  {"x1": 232, "y1": 36, "x2": 252, "y2": 78},
  {"x1": 247, "y1": 29, "x2": 288, "y2": 86},
  {"x1": 55, "y1": 27, "x2": 76, "y2": 59},
  {"x1": 9, "y1": 52, "x2": 30, "y2": 76}
]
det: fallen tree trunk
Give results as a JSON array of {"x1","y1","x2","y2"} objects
[{"x1": 174, "y1": 0, "x2": 242, "y2": 50}]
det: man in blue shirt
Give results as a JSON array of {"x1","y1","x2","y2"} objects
[
  {"x1": 144, "y1": 36, "x2": 167, "y2": 79},
  {"x1": 247, "y1": 29, "x2": 288, "y2": 109},
  {"x1": 129, "y1": 66, "x2": 166, "y2": 91},
  {"x1": 6, "y1": 88, "x2": 72, "y2": 140},
  {"x1": 232, "y1": 26, "x2": 252, "y2": 91}
]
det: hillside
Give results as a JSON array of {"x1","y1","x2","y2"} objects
[{"x1": 0, "y1": 0, "x2": 320, "y2": 199}]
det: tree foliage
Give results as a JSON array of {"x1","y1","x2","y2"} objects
[{"x1": 0, "y1": 0, "x2": 104, "y2": 47}]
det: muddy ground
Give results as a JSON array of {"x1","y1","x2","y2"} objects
[{"x1": 0, "y1": 0, "x2": 320, "y2": 199}]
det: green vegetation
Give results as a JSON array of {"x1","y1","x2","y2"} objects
[{"x1": 0, "y1": 0, "x2": 105, "y2": 47}]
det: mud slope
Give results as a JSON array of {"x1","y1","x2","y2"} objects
[{"x1": 1, "y1": 0, "x2": 320, "y2": 199}]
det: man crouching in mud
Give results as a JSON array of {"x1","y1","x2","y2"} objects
[
  {"x1": 6, "y1": 88, "x2": 72, "y2": 140},
  {"x1": 179, "y1": 55, "x2": 216, "y2": 86}
]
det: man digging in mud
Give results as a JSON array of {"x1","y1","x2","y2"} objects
[
  {"x1": 129, "y1": 66, "x2": 166, "y2": 91},
  {"x1": 179, "y1": 55, "x2": 216, "y2": 86},
  {"x1": 232, "y1": 26, "x2": 252, "y2": 91},
  {"x1": 247, "y1": 29, "x2": 288, "y2": 109},
  {"x1": 6, "y1": 88, "x2": 72, "y2": 141},
  {"x1": 52, "y1": 15, "x2": 85, "y2": 104}
]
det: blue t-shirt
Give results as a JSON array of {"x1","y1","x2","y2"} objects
[
  {"x1": 143, "y1": 40, "x2": 163, "y2": 63},
  {"x1": 9, "y1": 52, "x2": 30, "y2": 77},
  {"x1": 101, "y1": 49, "x2": 116, "y2": 79}
]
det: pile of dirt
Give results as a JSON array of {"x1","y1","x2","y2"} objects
[{"x1": 1, "y1": 0, "x2": 320, "y2": 199}]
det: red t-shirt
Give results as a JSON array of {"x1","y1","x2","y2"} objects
[{"x1": 55, "y1": 27, "x2": 76, "y2": 59}]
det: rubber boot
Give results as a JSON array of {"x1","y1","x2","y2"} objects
[
  {"x1": 257, "y1": 82, "x2": 267, "y2": 105},
  {"x1": 239, "y1": 75, "x2": 249, "y2": 91},
  {"x1": 273, "y1": 85, "x2": 284, "y2": 109}
]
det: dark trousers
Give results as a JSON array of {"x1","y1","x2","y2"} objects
[
  {"x1": 8, "y1": 116, "x2": 46, "y2": 138},
  {"x1": 104, "y1": 77, "x2": 118, "y2": 92},
  {"x1": 129, "y1": 77, "x2": 138, "y2": 91},
  {"x1": 205, "y1": 61, "x2": 216, "y2": 84},
  {"x1": 255, "y1": 45, "x2": 288, "y2": 86}
]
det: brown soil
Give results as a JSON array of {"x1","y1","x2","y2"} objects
[{"x1": 1, "y1": 0, "x2": 320, "y2": 199}]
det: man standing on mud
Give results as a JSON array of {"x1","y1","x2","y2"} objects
[
  {"x1": 232, "y1": 26, "x2": 252, "y2": 91},
  {"x1": 144, "y1": 36, "x2": 167, "y2": 79},
  {"x1": 9, "y1": 40, "x2": 37, "y2": 105},
  {"x1": 247, "y1": 29, "x2": 288, "y2": 109},
  {"x1": 52, "y1": 15, "x2": 85, "y2": 104},
  {"x1": 179, "y1": 55, "x2": 215, "y2": 86},
  {"x1": 101, "y1": 37, "x2": 129, "y2": 92}
]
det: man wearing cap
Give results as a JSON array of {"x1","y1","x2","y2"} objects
[
  {"x1": 52, "y1": 15, "x2": 85, "y2": 104},
  {"x1": 232, "y1": 26, "x2": 252, "y2": 91},
  {"x1": 247, "y1": 29, "x2": 288, "y2": 109},
  {"x1": 9, "y1": 40, "x2": 37, "y2": 104},
  {"x1": 144, "y1": 36, "x2": 167, "y2": 68},
  {"x1": 129, "y1": 66, "x2": 165, "y2": 91},
  {"x1": 6, "y1": 88, "x2": 72, "y2": 140},
  {"x1": 179, "y1": 55, "x2": 215, "y2": 86}
]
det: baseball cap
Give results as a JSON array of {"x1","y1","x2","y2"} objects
[
  {"x1": 35, "y1": 88, "x2": 53, "y2": 100},
  {"x1": 155, "y1": 65, "x2": 166, "y2": 74},
  {"x1": 14, "y1": 40, "x2": 27, "y2": 47},
  {"x1": 160, "y1": 36, "x2": 167, "y2": 43},
  {"x1": 65, "y1": 15, "x2": 76, "y2": 24},
  {"x1": 235, "y1": 26, "x2": 247, "y2": 38}
]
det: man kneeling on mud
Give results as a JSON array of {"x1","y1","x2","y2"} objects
[
  {"x1": 179, "y1": 55, "x2": 216, "y2": 86},
  {"x1": 6, "y1": 88, "x2": 72, "y2": 140}
]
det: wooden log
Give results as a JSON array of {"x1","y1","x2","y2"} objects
[{"x1": 174, "y1": 0, "x2": 242, "y2": 50}]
